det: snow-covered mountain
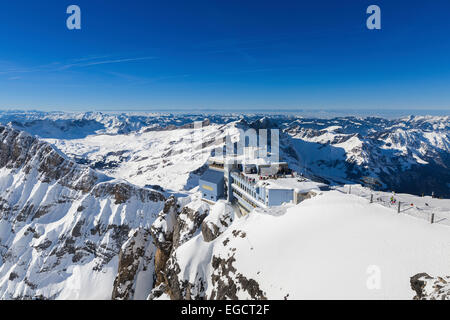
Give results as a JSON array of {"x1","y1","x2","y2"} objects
[
  {"x1": 0, "y1": 110, "x2": 241, "y2": 138},
  {"x1": 0, "y1": 126, "x2": 166, "y2": 299},
  {"x1": 0, "y1": 111, "x2": 449, "y2": 300},
  {"x1": 2, "y1": 111, "x2": 447, "y2": 197},
  {"x1": 285, "y1": 116, "x2": 450, "y2": 197}
]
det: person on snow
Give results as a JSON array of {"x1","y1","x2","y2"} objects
[{"x1": 390, "y1": 195, "x2": 396, "y2": 205}]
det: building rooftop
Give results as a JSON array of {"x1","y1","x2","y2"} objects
[
  {"x1": 200, "y1": 169, "x2": 224, "y2": 184},
  {"x1": 232, "y1": 171, "x2": 326, "y2": 193},
  {"x1": 257, "y1": 178, "x2": 325, "y2": 193},
  {"x1": 209, "y1": 155, "x2": 284, "y2": 166}
]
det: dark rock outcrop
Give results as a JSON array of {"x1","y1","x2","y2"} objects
[
  {"x1": 173, "y1": 205, "x2": 208, "y2": 249},
  {"x1": 148, "y1": 200, "x2": 209, "y2": 300},
  {"x1": 201, "y1": 203, "x2": 234, "y2": 242},
  {"x1": 163, "y1": 254, "x2": 207, "y2": 300},
  {"x1": 411, "y1": 273, "x2": 450, "y2": 300},
  {"x1": 112, "y1": 228, "x2": 155, "y2": 300},
  {"x1": 150, "y1": 196, "x2": 178, "y2": 254},
  {"x1": 150, "y1": 196, "x2": 179, "y2": 287},
  {"x1": 209, "y1": 254, "x2": 266, "y2": 300},
  {"x1": 93, "y1": 182, "x2": 165, "y2": 205}
]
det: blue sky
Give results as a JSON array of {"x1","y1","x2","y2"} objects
[{"x1": 0, "y1": 0, "x2": 449, "y2": 112}]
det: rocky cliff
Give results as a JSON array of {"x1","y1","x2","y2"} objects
[{"x1": 0, "y1": 126, "x2": 165, "y2": 299}]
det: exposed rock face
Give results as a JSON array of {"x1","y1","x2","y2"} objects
[
  {"x1": 0, "y1": 126, "x2": 166, "y2": 299},
  {"x1": 173, "y1": 202, "x2": 209, "y2": 249},
  {"x1": 147, "y1": 283, "x2": 167, "y2": 300},
  {"x1": 146, "y1": 199, "x2": 267, "y2": 301},
  {"x1": 150, "y1": 196, "x2": 178, "y2": 287},
  {"x1": 210, "y1": 255, "x2": 266, "y2": 300},
  {"x1": 0, "y1": 126, "x2": 98, "y2": 193},
  {"x1": 151, "y1": 196, "x2": 178, "y2": 255},
  {"x1": 295, "y1": 190, "x2": 318, "y2": 203},
  {"x1": 161, "y1": 201, "x2": 209, "y2": 299},
  {"x1": 111, "y1": 228, "x2": 155, "y2": 300},
  {"x1": 154, "y1": 247, "x2": 170, "y2": 287},
  {"x1": 162, "y1": 252, "x2": 208, "y2": 300},
  {"x1": 201, "y1": 222, "x2": 220, "y2": 243},
  {"x1": 411, "y1": 273, "x2": 450, "y2": 300},
  {"x1": 111, "y1": 196, "x2": 182, "y2": 300},
  {"x1": 201, "y1": 201, "x2": 234, "y2": 242},
  {"x1": 147, "y1": 199, "x2": 210, "y2": 300},
  {"x1": 93, "y1": 182, "x2": 165, "y2": 205}
]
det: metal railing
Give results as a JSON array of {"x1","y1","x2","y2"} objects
[{"x1": 332, "y1": 185, "x2": 450, "y2": 227}]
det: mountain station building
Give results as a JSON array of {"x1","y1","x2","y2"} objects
[{"x1": 199, "y1": 149, "x2": 326, "y2": 214}]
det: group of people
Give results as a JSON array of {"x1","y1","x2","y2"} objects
[{"x1": 390, "y1": 193, "x2": 414, "y2": 207}]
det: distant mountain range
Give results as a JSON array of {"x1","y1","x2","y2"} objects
[{"x1": 1, "y1": 110, "x2": 448, "y2": 197}]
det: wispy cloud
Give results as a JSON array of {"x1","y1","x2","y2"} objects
[
  {"x1": 0, "y1": 55, "x2": 158, "y2": 76},
  {"x1": 222, "y1": 65, "x2": 304, "y2": 75},
  {"x1": 58, "y1": 56, "x2": 158, "y2": 70},
  {"x1": 69, "y1": 54, "x2": 113, "y2": 63},
  {"x1": 0, "y1": 62, "x2": 61, "y2": 75},
  {"x1": 107, "y1": 71, "x2": 190, "y2": 85}
]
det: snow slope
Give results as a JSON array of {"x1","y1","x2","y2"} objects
[{"x1": 171, "y1": 191, "x2": 450, "y2": 299}]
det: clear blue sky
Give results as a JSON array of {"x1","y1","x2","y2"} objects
[{"x1": 0, "y1": 0, "x2": 449, "y2": 112}]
